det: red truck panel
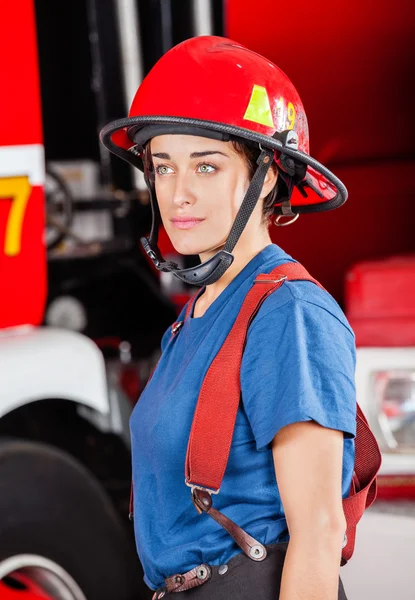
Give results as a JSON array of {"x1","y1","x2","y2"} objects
[
  {"x1": 226, "y1": 0, "x2": 415, "y2": 306},
  {"x1": 346, "y1": 255, "x2": 415, "y2": 346},
  {"x1": 0, "y1": 0, "x2": 46, "y2": 329}
]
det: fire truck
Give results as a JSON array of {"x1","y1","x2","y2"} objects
[
  {"x1": 0, "y1": 1, "x2": 222, "y2": 597},
  {"x1": 0, "y1": 1, "x2": 177, "y2": 599}
]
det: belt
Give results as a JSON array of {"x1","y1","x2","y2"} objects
[{"x1": 152, "y1": 563, "x2": 212, "y2": 599}]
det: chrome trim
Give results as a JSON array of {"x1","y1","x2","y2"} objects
[
  {"x1": 114, "y1": 0, "x2": 146, "y2": 190},
  {"x1": 192, "y1": 0, "x2": 214, "y2": 36}
]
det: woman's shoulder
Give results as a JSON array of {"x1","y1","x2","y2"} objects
[
  {"x1": 242, "y1": 263, "x2": 358, "y2": 449},
  {"x1": 252, "y1": 268, "x2": 355, "y2": 341}
]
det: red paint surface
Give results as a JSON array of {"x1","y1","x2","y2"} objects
[
  {"x1": 376, "y1": 474, "x2": 415, "y2": 500},
  {"x1": 0, "y1": 185, "x2": 47, "y2": 328},
  {"x1": 226, "y1": 0, "x2": 415, "y2": 304},
  {"x1": 0, "y1": 572, "x2": 51, "y2": 599},
  {"x1": 346, "y1": 253, "x2": 415, "y2": 345},
  {"x1": 0, "y1": 1, "x2": 43, "y2": 146},
  {"x1": 0, "y1": 0, "x2": 46, "y2": 328}
]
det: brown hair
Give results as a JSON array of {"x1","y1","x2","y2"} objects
[
  {"x1": 142, "y1": 139, "x2": 278, "y2": 224},
  {"x1": 230, "y1": 140, "x2": 278, "y2": 224}
]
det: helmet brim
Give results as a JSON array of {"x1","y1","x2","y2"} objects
[{"x1": 100, "y1": 115, "x2": 348, "y2": 214}]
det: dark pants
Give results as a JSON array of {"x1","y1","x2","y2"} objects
[{"x1": 163, "y1": 543, "x2": 348, "y2": 599}]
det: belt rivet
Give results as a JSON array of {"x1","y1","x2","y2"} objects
[
  {"x1": 250, "y1": 545, "x2": 265, "y2": 559},
  {"x1": 175, "y1": 575, "x2": 183, "y2": 584},
  {"x1": 196, "y1": 566, "x2": 208, "y2": 580},
  {"x1": 218, "y1": 564, "x2": 228, "y2": 575}
]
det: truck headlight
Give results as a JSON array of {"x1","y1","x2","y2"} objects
[{"x1": 373, "y1": 370, "x2": 415, "y2": 452}]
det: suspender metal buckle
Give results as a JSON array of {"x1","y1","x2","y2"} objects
[{"x1": 185, "y1": 477, "x2": 220, "y2": 496}]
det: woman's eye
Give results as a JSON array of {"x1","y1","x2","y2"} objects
[
  {"x1": 155, "y1": 165, "x2": 174, "y2": 175},
  {"x1": 197, "y1": 164, "x2": 216, "y2": 174}
]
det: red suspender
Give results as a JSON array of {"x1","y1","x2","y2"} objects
[{"x1": 185, "y1": 262, "x2": 382, "y2": 565}]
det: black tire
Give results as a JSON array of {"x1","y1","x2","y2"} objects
[{"x1": 0, "y1": 438, "x2": 151, "y2": 600}]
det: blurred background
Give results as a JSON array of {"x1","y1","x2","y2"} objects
[{"x1": 0, "y1": 0, "x2": 414, "y2": 598}]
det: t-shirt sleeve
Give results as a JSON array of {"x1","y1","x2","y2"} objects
[{"x1": 240, "y1": 296, "x2": 357, "y2": 451}]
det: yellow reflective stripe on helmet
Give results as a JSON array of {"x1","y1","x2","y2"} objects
[{"x1": 243, "y1": 85, "x2": 275, "y2": 128}]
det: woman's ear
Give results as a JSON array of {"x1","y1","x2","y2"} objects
[{"x1": 260, "y1": 165, "x2": 278, "y2": 199}]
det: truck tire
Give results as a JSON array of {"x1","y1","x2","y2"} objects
[{"x1": 0, "y1": 438, "x2": 150, "y2": 600}]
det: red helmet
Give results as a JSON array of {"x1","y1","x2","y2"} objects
[{"x1": 100, "y1": 36, "x2": 347, "y2": 285}]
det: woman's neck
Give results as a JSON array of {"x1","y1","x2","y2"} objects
[{"x1": 196, "y1": 232, "x2": 273, "y2": 312}]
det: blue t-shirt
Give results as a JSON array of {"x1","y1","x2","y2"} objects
[{"x1": 130, "y1": 243, "x2": 356, "y2": 591}]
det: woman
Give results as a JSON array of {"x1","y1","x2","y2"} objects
[{"x1": 101, "y1": 36, "x2": 356, "y2": 599}]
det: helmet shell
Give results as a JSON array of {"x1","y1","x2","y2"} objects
[{"x1": 129, "y1": 36, "x2": 309, "y2": 151}]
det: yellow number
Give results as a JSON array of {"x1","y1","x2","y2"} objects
[
  {"x1": 276, "y1": 99, "x2": 296, "y2": 131},
  {"x1": 286, "y1": 102, "x2": 296, "y2": 130},
  {"x1": 0, "y1": 176, "x2": 32, "y2": 257}
]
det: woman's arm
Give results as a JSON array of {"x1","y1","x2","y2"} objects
[{"x1": 271, "y1": 420, "x2": 347, "y2": 600}]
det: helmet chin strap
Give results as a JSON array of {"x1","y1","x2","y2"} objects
[{"x1": 140, "y1": 147, "x2": 274, "y2": 286}]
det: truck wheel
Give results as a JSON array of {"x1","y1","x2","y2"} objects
[{"x1": 0, "y1": 439, "x2": 149, "y2": 600}]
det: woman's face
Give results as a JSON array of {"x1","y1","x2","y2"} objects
[{"x1": 150, "y1": 134, "x2": 268, "y2": 257}]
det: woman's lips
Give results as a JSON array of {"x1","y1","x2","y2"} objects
[{"x1": 171, "y1": 218, "x2": 205, "y2": 230}]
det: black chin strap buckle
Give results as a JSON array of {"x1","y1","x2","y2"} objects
[
  {"x1": 141, "y1": 236, "x2": 161, "y2": 267},
  {"x1": 141, "y1": 236, "x2": 179, "y2": 271}
]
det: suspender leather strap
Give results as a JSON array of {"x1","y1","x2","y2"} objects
[{"x1": 185, "y1": 262, "x2": 382, "y2": 565}]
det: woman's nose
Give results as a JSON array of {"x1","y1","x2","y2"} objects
[{"x1": 172, "y1": 174, "x2": 196, "y2": 207}]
